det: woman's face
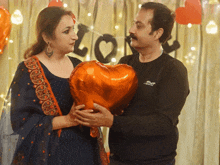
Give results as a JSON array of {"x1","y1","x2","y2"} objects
[{"x1": 50, "y1": 15, "x2": 78, "y2": 54}]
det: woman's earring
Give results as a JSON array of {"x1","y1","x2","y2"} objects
[{"x1": 45, "y1": 42, "x2": 53, "y2": 58}]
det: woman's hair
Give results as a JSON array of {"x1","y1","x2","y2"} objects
[{"x1": 24, "y1": 7, "x2": 74, "y2": 59}]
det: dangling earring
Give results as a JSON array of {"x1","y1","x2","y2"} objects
[{"x1": 45, "y1": 42, "x2": 53, "y2": 58}]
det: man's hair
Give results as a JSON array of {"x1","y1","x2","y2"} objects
[{"x1": 141, "y1": 2, "x2": 175, "y2": 43}]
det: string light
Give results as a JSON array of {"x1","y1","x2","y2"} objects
[
  {"x1": 63, "y1": 3, "x2": 68, "y2": 8},
  {"x1": 11, "y1": 9, "x2": 23, "y2": 25},
  {"x1": 115, "y1": 25, "x2": 119, "y2": 30},
  {"x1": 138, "y1": 4, "x2": 142, "y2": 8},
  {"x1": 206, "y1": 20, "x2": 218, "y2": 34},
  {"x1": 0, "y1": 94, "x2": 4, "y2": 99},
  {"x1": 86, "y1": 55, "x2": 90, "y2": 61},
  {"x1": 185, "y1": 52, "x2": 196, "y2": 64},
  {"x1": 191, "y1": 47, "x2": 196, "y2": 51},
  {"x1": 119, "y1": 12, "x2": 122, "y2": 18},
  {"x1": 9, "y1": 40, "x2": 13, "y2": 43},
  {"x1": 117, "y1": 48, "x2": 124, "y2": 53},
  {"x1": 8, "y1": 57, "x2": 12, "y2": 60},
  {"x1": 88, "y1": 13, "x2": 92, "y2": 16},
  {"x1": 90, "y1": 26, "x2": 94, "y2": 30},
  {"x1": 111, "y1": 58, "x2": 116, "y2": 62},
  {"x1": 187, "y1": 23, "x2": 192, "y2": 28}
]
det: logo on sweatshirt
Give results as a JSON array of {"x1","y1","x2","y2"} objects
[{"x1": 144, "y1": 81, "x2": 156, "y2": 86}]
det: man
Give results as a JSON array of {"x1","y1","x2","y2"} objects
[{"x1": 75, "y1": 2, "x2": 189, "y2": 165}]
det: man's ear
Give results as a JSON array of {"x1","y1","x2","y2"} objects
[{"x1": 154, "y1": 28, "x2": 164, "y2": 40}]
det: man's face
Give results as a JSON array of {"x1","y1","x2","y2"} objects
[{"x1": 129, "y1": 9, "x2": 156, "y2": 51}]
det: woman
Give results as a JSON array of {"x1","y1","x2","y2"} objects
[{"x1": 0, "y1": 7, "x2": 105, "y2": 165}]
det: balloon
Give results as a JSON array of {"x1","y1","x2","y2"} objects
[
  {"x1": 69, "y1": 61, "x2": 138, "y2": 137},
  {"x1": 175, "y1": 0, "x2": 202, "y2": 25},
  {"x1": 48, "y1": 0, "x2": 76, "y2": 24},
  {"x1": 0, "y1": 6, "x2": 11, "y2": 54},
  {"x1": 48, "y1": 0, "x2": 63, "y2": 7}
]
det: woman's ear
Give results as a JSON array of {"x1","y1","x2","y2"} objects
[
  {"x1": 154, "y1": 28, "x2": 164, "y2": 41},
  {"x1": 42, "y1": 32, "x2": 50, "y2": 44}
]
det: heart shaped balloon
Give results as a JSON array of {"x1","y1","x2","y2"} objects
[
  {"x1": 175, "y1": 0, "x2": 202, "y2": 24},
  {"x1": 48, "y1": 0, "x2": 63, "y2": 7},
  {"x1": 69, "y1": 60, "x2": 138, "y2": 137},
  {"x1": 0, "y1": 6, "x2": 11, "y2": 54}
]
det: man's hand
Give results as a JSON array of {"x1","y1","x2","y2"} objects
[{"x1": 74, "y1": 103, "x2": 114, "y2": 128}]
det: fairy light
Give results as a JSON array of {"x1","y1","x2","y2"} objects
[
  {"x1": 88, "y1": 13, "x2": 92, "y2": 16},
  {"x1": 7, "y1": 102, "x2": 11, "y2": 106},
  {"x1": 9, "y1": 40, "x2": 13, "y2": 43},
  {"x1": 191, "y1": 47, "x2": 196, "y2": 51},
  {"x1": 187, "y1": 23, "x2": 192, "y2": 28},
  {"x1": 111, "y1": 58, "x2": 116, "y2": 62},
  {"x1": 115, "y1": 25, "x2": 119, "y2": 30},
  {"x1": 185, "y1": 52, "x2": 196, "y2": 64},
  {"x1": 11, "y1": 9, "x2": 23, "y2": 25},
  {"x1": 138, "y1": 4, "x2": 142, "y2": 8},
  {"x1": 8, "y1": 57, "x2": 12, "y2": 60},
  {"x1": 63, "y1": 3, "x2": 68, "y2": 8},
  {"x1": 86, "y1": 55, "x2": 90, "y2": 61},
  {"x1": 90, "y1": 26, "x2": 94, "y2": 30},
  {"x1": 0, "y1": 94, "x2": 4, "y2": 99},
  {"x1": 206, "y1": 20, "x2": 218, "y2": 34},
  {"x1": 119, "y1": 12, "x2": 122, "y2": 18}
]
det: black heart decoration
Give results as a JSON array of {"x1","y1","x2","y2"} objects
[{"x1": 94, "y1": 34, "x2": 118, "y2": 63}]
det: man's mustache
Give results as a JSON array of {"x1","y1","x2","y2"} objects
[{"x1": 130, "y1": 33, "x2": 137, "y2": 40}]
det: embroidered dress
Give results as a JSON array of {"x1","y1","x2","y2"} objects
[{"x1": 0, "y1": 56, "x2": 101, "y2": 165}]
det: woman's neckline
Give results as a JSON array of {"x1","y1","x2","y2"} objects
[{"x1": 34, "y1": 55, "x2": 71, "y2": 80}]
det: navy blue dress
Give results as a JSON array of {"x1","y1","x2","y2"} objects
[{"x1": 6, "y1": 56, "x2": 101, "y2": 165}]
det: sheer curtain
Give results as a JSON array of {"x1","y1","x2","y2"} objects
[{"x1": 0, "y1": 0, "x2": 219, "y2": 164}]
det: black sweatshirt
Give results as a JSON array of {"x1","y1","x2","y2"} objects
[{"x1": 109, "y1": 53, "x2": 190, "y2": 165}]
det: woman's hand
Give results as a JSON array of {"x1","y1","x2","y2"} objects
[
  {"x1": 52, "y1": 103, "x2": 90, "y2": 130},
  {"x1": 65, "y1": 103, "x2": 89, "y2": 127},
  {"x1": 74, "y1": 103, "x2": 114, "y2": 128}
]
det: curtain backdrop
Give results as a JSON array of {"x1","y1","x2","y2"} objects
[{"x1": 0, "y1": 0, "x2": 219, "y2": 164}]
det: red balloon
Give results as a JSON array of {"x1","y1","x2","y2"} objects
[
  {"x1": 0, "y1": 6, "x2": 11, "y2": 54},
  {"x1": 48, "y1": 0, "x2": 76, "y2": 24},
  {"x1": 175, "y1": 0, "x2": 202, "y2": 25},
  {"x1": 48, "y1": 0, "x2": 63, "y2": 7},
  {"x1": 69, "y1": 61, "x2": 138, "y2": 137}
]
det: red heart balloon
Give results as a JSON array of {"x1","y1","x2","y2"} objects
[
  {"x1": 0, "y1": 6, "x2": 11, "y2": 54},
  {"x1": 48, "y1": 0, "x2": 63, "y2": 7},
  {"x1": 48, "y1": 1, "x2": 76, "y2": 24},
  {"x1": 69, "y1": 61, "x2": 138, "y2": 137},
  {"x1": 175, "y1": 0, "x2": 202, "y2": 24}
]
